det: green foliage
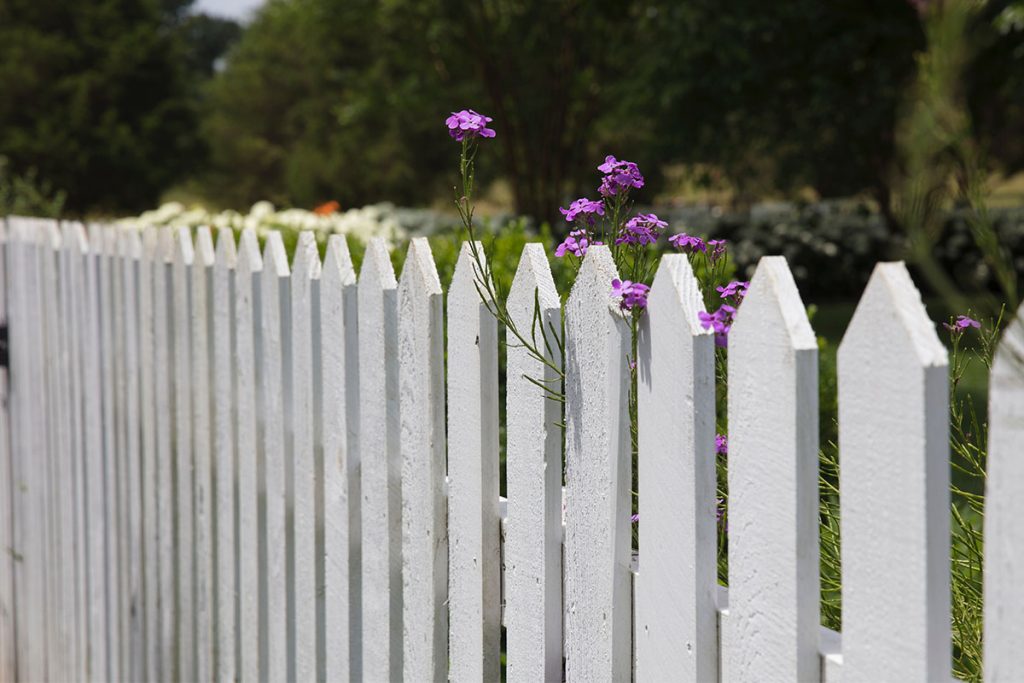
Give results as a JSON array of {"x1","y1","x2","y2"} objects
[
  {"x1": 0, "y1": 0, "x2": 225, "y2": 215},
  {"x1": 0, "y1": 156, "x2": 66, "y2": 218}
]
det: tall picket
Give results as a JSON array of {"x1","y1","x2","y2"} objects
[
  {"x1": 724, "y1": 256, "x2": 819, "y2": 682},
  {"x1": 505, "y1": 243, "x2": 563, "y2": 683},
  {"x1": 154, "y1": 227, "x2": 177, "y2": 679},
  {"x1": 358, "y1": 237, "x2": 402, "y2": 682},
  {"x1": 213, "y1": 228, "x2": 238, "y2": 683},
  {"x1": 0, "y1": 221, "x2": 11, "y2": 683},
  {"x1": 192, "y1": 227, "x2": 216, "y2": 682},
  {"x1": 291, "y1": 231, "x2": 320, "y2": 682},
  {"x1": 320, "y1": 234, "x2": 359, "y2": 683},
  {"x1": 140, "y1": 226, "x2": 161, "y2": 681},
  {"x1": 563, "y1": 245, "x2": 632, "y2": 682},
  {"x1": 635, "y1": 254, "x2": 718, "y2": 682},
  {"x1": 261, "y1": 231, "x2": 291, "y2": 683},
  {"x1": 235, "y1": 228, "x2": 262, "y2": 683},
  {"x1": 40, "y1": 222, "x2": 61, "y2": 681},
  {"x1": 838, "y1": 262, "x2": 950, "y2": 681},
  {"x1": 447, "y1": 241, "x2": 500, "y2": 681},
  {"x1": 984, "y1": 301, "x2": 1024, "y2": 682},
  {"x1": 399, "y1": 237, "x2": 447, "y2": 681},
  {"x1": 120, "y1": 229, "x2": 144, "y2": 681}
]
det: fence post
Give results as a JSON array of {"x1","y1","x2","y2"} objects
[
  {"x1": 838, "y1": 262, "x2": 949, "y2": 681},
  {"x1": 505, "y1": 243, "x2": 563, "y2": 683},
  {"x1": 985, "y1": 301, "x2": 1024, "y2": 682},
  {"x1": 399, "y1": 237, "x2": 447, "y2": 681},
  {"x1": 635, "y1": 254, "x2": 718, "y2": 682},
  {"x1": 358, "y1": 237, "x2": 403, "y2": 681},
  {"x1": 320, "y1": 234, "x2": 359, "y2": 682},
  {"x1": 563, "y1": 245, "x2": 631, "y2": 682},
  {"x1": 447, "y1": 241, "x2": 500, "y2": 682}
]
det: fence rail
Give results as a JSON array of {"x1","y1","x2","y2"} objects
[{"x1": 0, "y1": 216, "x2": 1022, "y2": 682}]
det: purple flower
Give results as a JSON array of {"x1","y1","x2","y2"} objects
[
  {"x1": 715, "y1": 433, "x2": 728, "y2": 456},
  {"x1": 597, "y1": 155, "x2": 645, "y2": 197},
  {"x1": 630, "y1": 513, "x2": 640, "y2": 524},
  {"x1": 559, "y1": 197, "x2": 605, "y2": 224},
  {"x1": 698, "y1": 304, "x2": 736, "y2": 347},
  {"x1": 445, "y1": 109, "x2": 496, "y2": 141},
  {"x1": 611, "y1": 278, "x2": 650, "y2": 311},
  {"x1": 555, "y1": 229, "x2": 599, "y2": 258},
  {"x1": 668, "y1": 232, "x2": 706, "y2": 253},
  {"x1": 707, "y1": 239, "x2": 728, "y2": 261},
  {"x1": 716, "y1": 280, "x2": 750, "y2": 302},
  {"x1": 615, "y1": 213, "x2": 667, "y2": 246},
  {"x1": 944, "y1": 315, "x2": 981, "y2": 334}
]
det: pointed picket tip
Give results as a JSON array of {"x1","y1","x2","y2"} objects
[
  {"x1": 322, "y1": 234, "x2": 355, "y2": 289},
  {"x1": 992, "y1": 300, "x2": 1024, "y2": 383},
  {"x1": 648, "y1": 254, "x2": 710, "y2": 337},
  {"x1": 142, "y1": 225, "x2": 159, "y2": 260},
  {"x1": 172, "y1": 226, "x2": 195, "y2": 267},
  {"x1": 102, "y1": 223, "x2": 119, "y2": 255},
  {"x1": 732, "y1": 256, "x2": 815, "y2": 350},
  {"x1": 215, "y1": 228, "x2": 237, "y2": 268},
  {"x1": 292, "y1": 230, "x2": 321, "y2": 281},
  {"x1": 88, "y1": 222, "x2": 105, "y2": 254},
  {"x1": 262, "y1": 230, "x2": 289, "y2": 278},
  {"x1": 396, "y1": 236, "x2": 440, "y2": 297},
  {"x1": 361, "y1": 236, "x2": 397, "y2": 290},
  {"x1": 839, "y1": 262, "x2": 946, "y2": 369},
  {"x1": 237, "y1": 228, "x2": 263, "y2": 276},
  {"x1": 194, "y1": 227, "x2": 215, "y2": 268},
  {"x1": 508, "y1": 243, "x2": 559, "y2": 315},
  {"x1": 449, "y1": 241, "x2": 489, "y2": 304},
  {"x1": 567, "y1": 245, "x2": 620, "y2": 312},
  {"x1": 43, "y1": 219, "x2": 62, "y2": 250},
  {"x1": 119, "y1": 227, "x2": 142, "y2": 260}
]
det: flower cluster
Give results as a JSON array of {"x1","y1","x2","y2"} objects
[
  {"x1": 555, "y1": 229, "x2": 600, "y2": 258},
  {"x1": 698, "y1": 305, "x2": 736, "y2": 348},
  {"x1": 445, "y1": 109, "x2": 496, "y2": 141},
  {"x1": 715, "y1": 433, "x2": 728, "y2": 456},
  {"x1": 667, "y1": 232, "x2": 704, "y2": 253},
  {"x1": 611, "y1": 279, "x2": 650, "y2": 311},
  {"x1": 559, "y1": 197, "x2": 605, "y2": 224},
  {"x1": 615, "y1": 213, "x2": 666, "y2": 246},
  {"x1": 598, "y1": 155, "x2": 644, "y2": 197},
  {"x1": 944, "y1": 315, "x2": 981, "y2": 335},
  {"x1": 716, "y1": 280, "x2": 749, "y2": 303}
]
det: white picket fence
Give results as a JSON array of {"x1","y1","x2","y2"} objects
[{"x1": 0, "y1": 216, "x2": 1022, "y2": 682}]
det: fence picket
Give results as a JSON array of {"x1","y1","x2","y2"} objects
[
  {"x1": 984, "y1": 301, "x2": 1024, "y2": 682},
  {"x1": 0, "y1": 220, "x2": 11, "y2": 683},
  {"x1": 291, "y1": 231, "x2": 320, "y2": 682},
  {"x1": 140, "y1": 226, "x2": 161, "y2": 681},
  {"x1": 563, "y1": 245, "x2": 631, "y2": 682},
  {"x1": 213, "y1": 228, "x2": 238, "y2": 683},
  {"x1": 320, "y1": 234, "x2": 359, "y2": 682},
  {"x1": 235, "y1": 228, "x2": 263, "y2": 683},
  {"x1": 838, "y1": 262, "x2": 949, "y2": 681},
  {"x1": 724, "y1": 256, "x2": 819, "y2": 682},
  {"x1": 155, "y1": 227, "x2": 176, "y2": 679},
  {"x1": 635, "y1": 254, "x2": 718, "y2": 682},
  {"x1": 41, "y1": 222, "x2": 62, "y2": 681},
  {"x1": 120, "y1": 229, "x2": 145, "y2": 681},
  {"x1": 505, "y1": 243, "x2": 563, "y2": 683},
  {"x1": 193, "y1": 227, "x2": 216, "y2": 681},
  {"x1": 399, "y1": 237, "x2": 447, "y2": 681},
  {"x1": 358, "y1": 237, "x2": 402, "y2": 682},
  {"x1": 447, "y1": 241, "x2": 500, "y2": 681}
]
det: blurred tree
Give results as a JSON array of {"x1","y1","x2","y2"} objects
[{"x1": 0, "y1": 0, "x2": 227, "y2": 215}]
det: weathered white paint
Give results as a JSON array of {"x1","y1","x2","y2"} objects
[
  {"x1": 172, "y1": 227, "x2": 196, "y2": 683},
  {"x1": 120, "y1": 229, "x2": 144, "y2": 682},
  {"x1": 563, "y1": 245, "x2": 631, "y2": 682},
  {"x1": 140, "y1": 226, "x2": 161, "y2": 682},
  {"x1": 358, "y1": 237, "x2": 403, "y2": 682},
  {"x1": 399, "y1": 237, "x2": 447, "y2": 682},
  {"x1": 192, "y1": 227, "x2": 216, "y2": 683},
  {"x1": 725, "y1": 256, "x2": 819, "y2": 683},
  {"x1": 984, "y1": 300, "x2": 1024, "y2": 682},
  {"x1": 319, "y1": 235, "x2": 359, "y2": 683},
  {"x1": 505, "y1": 243, "x2": 563, "y2": 683},
  {"x1": 235, "y1": 228, "x2": 262, "y2": 683},
  {"x1": 291, "y1": 231, "x2": 320, "y2": 682},
  {"x1": 635, "y1": 254, "x2": 718, "y2": 682},
  {"x1": 447, "y1": 241, "x2": 500, "y2": 682},
  {"x1": 261, "y1": 231, "x2": 290, "y2": 683},
  {"x1": 213, "y1": 228, "x2": 238, "y2": 683},
  {"x1": 838, "y1": 262, "x2": 949, "y2": 682}
]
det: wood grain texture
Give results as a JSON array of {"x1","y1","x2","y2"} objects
[
  {"x1": 838, "y1": 262, "x2": 949, "y2": 682},
  {"x1": 504, "y1": 243, "x2": 563, "y2": 683},
  {"x1": 563, "y1": 245, "x2": 631, "y2": 683},
  {"x1": 635, "y1": 254, "x2": 718, "y2": 682}
]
